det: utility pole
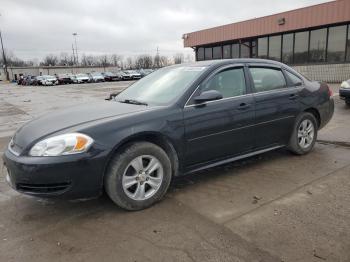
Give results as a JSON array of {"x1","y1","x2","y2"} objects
[
  {"x1": 72, "y1": 44, "x2": 76, "y2": 65},
  {"x1": 72, "y1": 33, "x2": 78, "y2": 65},
  {"x1": 0, "y1": 14, "x2": 9, "y2": 81}
]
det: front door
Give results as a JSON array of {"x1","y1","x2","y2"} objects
[{"x1": 183, "y1": 66, "x2": 255, "y2": 168}]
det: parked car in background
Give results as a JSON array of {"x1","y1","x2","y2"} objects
[
  {"x1": 127, "y1": 70, "x2": 142, "y2": 80},
  {"x1": 116, "y1": 71, "x2": 132, "y2": 80},
  {"x1": 41, "y1": 75, "x2": 58, "y2": 86},
  {"x1": 56, "y1": 74, "x2": 73, "y2": 85},
  {"x1": 88, "y1": 72, "x2": 105, "y2": 82},
  {"x1": 33, "y1": 76, "x2": 44, "y2": 86},
  {"x1": 340, "y1": 80, "x2": 350, "y2": 106},
  {"x1": 102, "y1": 72, "x2": 120, "y2": 81},
  {"x1": 22, "y1": 76, "x2": 36, "y2": 86},
  {"x1": 74, "y1": 73, "x2": 90, "y2": 84},
  {"x1": 138, "y1": 69, "x2": 154, "y2": 77},
  {"x1": 3, "y1": 59, "x2": 334, "y2": 211}
]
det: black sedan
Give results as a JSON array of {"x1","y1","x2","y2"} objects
[{"x1": 3, "y1": 59, "x2": 334, "y2": 210}]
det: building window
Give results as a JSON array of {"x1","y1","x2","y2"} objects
[
  {"x1": 205, "y1": 47, "x2": 213, "y2": 60},
  {"x1": 268, "y1": 35, "x2": 281, "y2": 61},
  {"x1": 347, "y1": 25, "x2": 350, "y2": 62},
  {"x1": 241, "y1": 41, "x2": 250, "y2": 58},
  {"x1": 309, "y1": 28, "x2": 327, "y2": 62},
  {"x1": 197, "y1": 47, "x2": 204, "y2": 61},
  {"x1": 232, "y1": 43, "x2": 240, "y2": 58},
  {"x1": 223, "y1": 45, "x2": 231, "y2": 59},
  {"x1": 327, "y1": 25, "x2": 347, "y2": 62},
  {"x1": 258, "y1": 37, "x2": 268, "y2": 58},
  {"x1": 213, "y1": 46, "x2": 222, "y2": 59},
  {"x1": 282, "y1": 33, "x2": 294, "y2": 64},
  {"x1": 294, "y1": 31, "x2": 309, "y2": 64},
  {"x1": 251, "y1": 40, "x2": 257, "y2": 58}
]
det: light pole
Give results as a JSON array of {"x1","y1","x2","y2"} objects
[
  {"x1": 0, "y1": 14, "x2": 9, "y2": 81},
  {"x1": 72, "y1": 33, "x2": 78, "y2": 66}
]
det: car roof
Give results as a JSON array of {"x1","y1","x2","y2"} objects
[{"x1": 182, "y1": 58, "x2": 287, "y2": 68}]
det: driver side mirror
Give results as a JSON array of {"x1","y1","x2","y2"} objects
[{"x1": 194, "y1": 90, "x2": 223, "y2": 104}]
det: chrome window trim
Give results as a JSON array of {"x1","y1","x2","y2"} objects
[{"x1": 253, "y1": 86, "x2": 300, "y2": 96}]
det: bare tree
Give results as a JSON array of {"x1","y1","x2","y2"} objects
[
  {"x1": 99, "y1": 55, "x2": 111, "y2": 68},
  {"x1": 125, "y1": 57, "x2": 134, "y2": 69},
  {"x1": 135, "y1": 54, "x2": 153, "y2": 69},
  {"x1": 58, "y1": 52, "x2": 74, "y2": 66},
  {"x1": 110, "y1": 54, "x2": 123, "y2": 67},
  {"x1": 41, "y1": 54, "x2": 59, "y2": 66},
  {"x1": 81, "y1": 54, "x2": 96, "y2": 66},
  {"x1": 173, "y1": 53, "x2": 184, "y2": 64}
]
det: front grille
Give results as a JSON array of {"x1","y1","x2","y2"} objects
[{"x1": 17, "y1": 182, "x2": 71, "y2": 194}]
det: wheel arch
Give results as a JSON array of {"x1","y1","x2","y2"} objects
[
  {"x1": 304, "y1": 108, "x2": 321, "y2": 129},
  {"x1": 103, "y1": 132, "x2": 181, "y2": 184}
]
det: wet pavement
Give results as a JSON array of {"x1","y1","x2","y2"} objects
[{"x1": 0, "y1": 82, "x2": 349, "y2": 262}]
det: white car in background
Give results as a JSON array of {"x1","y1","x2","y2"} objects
[
  {"x1": 88, "y1": 72, "x2": 105, "y2": 82},
  {"x1": 128, "y1": 70, "x2": 142, "y2": 80},
  {"x1": 74, "y1": 73, "x2": 90, "y2": 84},
  {"x1": 41, "y1": 75, "x2": 58, "y2": 86}
]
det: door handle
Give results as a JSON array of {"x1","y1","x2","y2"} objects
[
  {"x1": 289, "y1": 94, "x2": 299, "y2": 100},
  {"x1": 237, "y1": 103, "x2": 250, "y2": 110}
]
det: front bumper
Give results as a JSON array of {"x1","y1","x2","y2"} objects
[
  {"x1": 2, "y1": 147, "x2": 109, "y2": 199},
  {"x1": 339, "y1": 88, "x2": 350, "y2": 100}
]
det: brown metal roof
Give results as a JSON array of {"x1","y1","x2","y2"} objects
[{"x1": 183, "y1": 0, "x2": 350, "y2": 47}]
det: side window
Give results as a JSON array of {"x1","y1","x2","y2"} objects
[
  {"x1": 250, "y1": 67, "x2": 286, "y2": 92},
  {"x1": 202, "y1": 68, "x2": 246, "y2": 98},
  {"x1": 285, "y1": 70, "x2": 303, "y2": 86}
]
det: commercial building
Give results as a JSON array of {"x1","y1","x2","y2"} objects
[{"x1": 183, "y1": 0, "x2": 350, "y2": 82}]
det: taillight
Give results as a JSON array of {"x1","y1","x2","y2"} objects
[{"x1": 327, "y1": 84, "x2": 333, "y2": 97}]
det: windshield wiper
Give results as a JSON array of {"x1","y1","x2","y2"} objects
[{"x1": 119, "y1": 99, "x2": 148, "y2": 106}]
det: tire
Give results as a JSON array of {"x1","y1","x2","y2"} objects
[
  {"x1": 288, "y1": 112, "x2": 318, "y2": 155},
  {"x1": 105, "y1": 142, "x2": 172, "y2": 211},
  {"x1": 346, "y1": 100, "x2": 350, "y2": 106}
]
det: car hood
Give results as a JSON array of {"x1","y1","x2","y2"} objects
[{"x1": 12, "y1": 101, "x2": 153, "y2": 152}]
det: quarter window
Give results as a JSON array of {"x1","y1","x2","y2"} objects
[
  {"x1": 250, "y1": 67, "x2": 286, "y2": 92},
  {"x1": 202, "y1": 68, "x2": 246, "y2": 98},
  {"x1": 285, "y1": 71, "x2": 303, "y2": 86}
]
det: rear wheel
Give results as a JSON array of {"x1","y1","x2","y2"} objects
[
  {"x1": 288, "y1": 112, "x2": 317, "y2": 155},
  {"x1": 346, "y1": 99, "x2": 350, "y2": 106},
  {"x1": 105, "y1": 142, "x2": 172, "y2": 210}
]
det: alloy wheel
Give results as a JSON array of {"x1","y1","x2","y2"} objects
[{"x1": 122, "y1": 155, "x2": 163, "y2": 201}]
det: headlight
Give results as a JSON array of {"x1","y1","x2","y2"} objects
[
  {"x1": 341, "y1": 81, "x2": 350, "y2": 89},
  {"x1": 29, "y1": 133, "x2": 94, "y2": 157}
]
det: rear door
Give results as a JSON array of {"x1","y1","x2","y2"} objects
[
  {"x1": 183, "y1": 65, "x2": 255, "y2": 167},
  {"x1": 248, "y1": 65, "x2": 301, "y2": 149}
]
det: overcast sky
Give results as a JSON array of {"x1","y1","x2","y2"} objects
[{"x1": 0, "y1": 0, "x2": 330, "y2": 61}]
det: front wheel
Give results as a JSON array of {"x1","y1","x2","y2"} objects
[
  {"x1": 105, "y1": 142, "x2": 172, "y2": 210},
  {"x1": 288, "y1": 112, "x2": 318, "y2": 155}
]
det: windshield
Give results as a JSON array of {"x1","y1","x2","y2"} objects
[
  {"x1": 117, "y1": 66, "x2": 206, "y2": 106},
  {"x1": 92, "y1": 72, "x2": 102, "y2": 76}
]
